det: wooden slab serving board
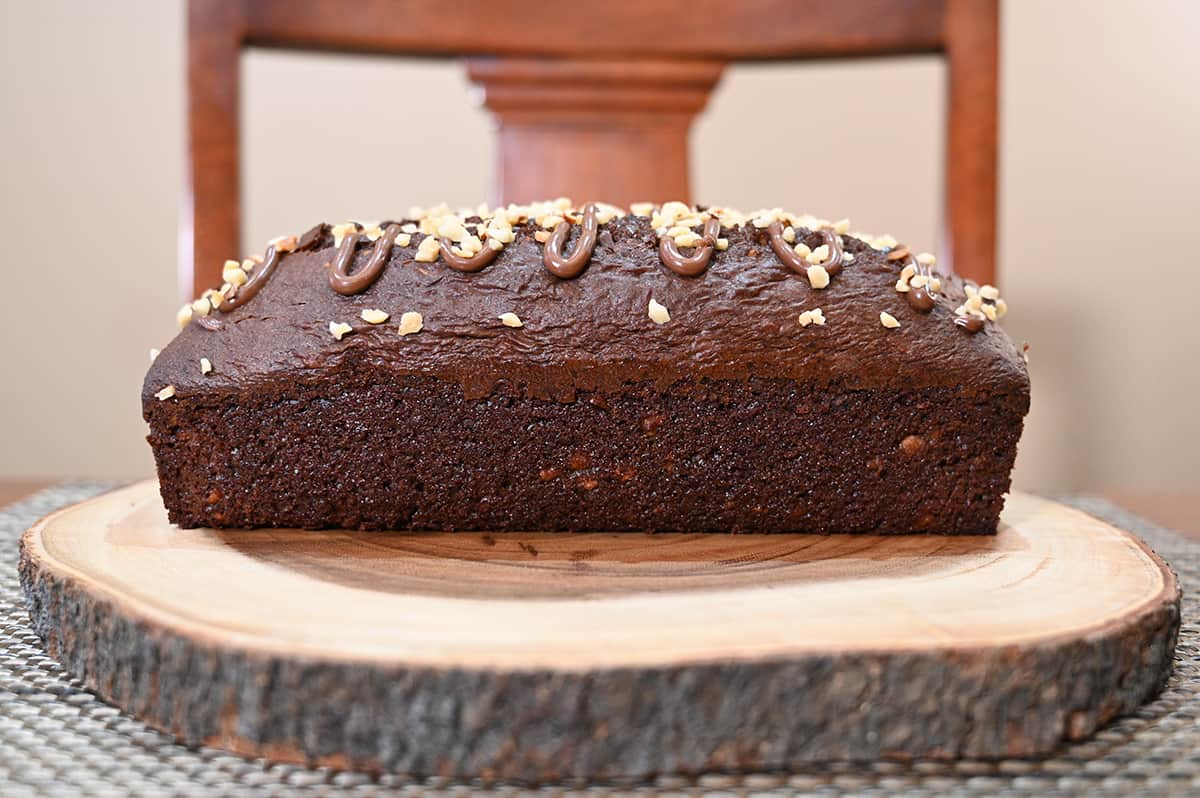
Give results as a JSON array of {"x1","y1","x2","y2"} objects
[{"x1": 18, "y1": 481, "x2": 1180, "y2": 781}]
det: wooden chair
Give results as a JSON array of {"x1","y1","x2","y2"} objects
[{"x1": 187, "y1": 0, "x2": 997, "y2": 296}]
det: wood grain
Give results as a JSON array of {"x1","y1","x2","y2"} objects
[
  {"x1": 19, "y1": 481, "x2": 1179, "y2": 780},
  {"x1": 185, "y1": 0, "x2": 1000, "y2": 296}
]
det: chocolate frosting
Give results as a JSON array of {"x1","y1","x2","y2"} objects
[{"x1": 146, "y1": 215, "x2": 1029, "y2": 405}]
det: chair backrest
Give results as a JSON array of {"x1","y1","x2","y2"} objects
[{"x1": 187, "y1": 0, "x2": 997, "y2": 295}]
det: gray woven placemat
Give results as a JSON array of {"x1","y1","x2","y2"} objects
[{"x1": 1, "y1": 485, "x2": 1197, "y2": 797}]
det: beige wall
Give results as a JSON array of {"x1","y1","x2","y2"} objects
[{"x1": 2, "y1": 1, "x2": 1197, "y2": 492}]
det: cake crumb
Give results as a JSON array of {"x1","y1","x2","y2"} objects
[
  {"x1": 200, "y1": 357, "x2": 212, "y2": 375},
  {"x1": 329, "y1": 321, "x2": 353, "y2": 340},
  {"x1": 806, "y1": 265, "x2": 831, "y2": 289},
  {"x1": 648, "y1": 298, "x2": 670, "y2": 324},
  {"x1": 398, "y1": 311, "x2": 423, "y2": 336},
  {"x1": 499, "y1": 312, "x2": 523, "y2": 328},
  {"x1": 154, "y1": 385, "x2": 176, "y2": 401},
  {"x1": 361, "y1": 309, "x2": 390, "y2": 324},
  {"x1": 880, "y1": 311, "x2": 901, "y2": 329}
]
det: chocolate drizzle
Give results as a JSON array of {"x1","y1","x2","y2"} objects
[
  {"x1": 219, "y1": 245, "x2": 281, "y2": 313},
  {"x1": 439, "y1": 237, "x2": 500, "y2": 273},
  {"x1": 766, "y1": 222, "x2": 844, "y2": 277},
  {"x1": 891, "y1": 247, "x2": 939, "y2": 313},
  {"x1": 543, "y1": 204, "x2": 599, "y2": 279},
  {"x1": 330, "y1": 225, "x2": 401, "y2": 295},
  {"x1": 955, "y1": 315, "x2": 985, "y2": 334},
  {"x1": 659, "y1": 217, "x2": 721, "y2": 276}
]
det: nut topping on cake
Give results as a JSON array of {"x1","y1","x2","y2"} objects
[
  {"x1": 798, "y1": 308, "x2": 826, "y2": 327},
  {"x1": 328, "y1": 321, "x2": 353, "y2": 340},
  {"x1": 361, "y1": 309, "x2": 389, "y2": 324},
  {"x1": 397, "y1": 311, "x2": 423, "y2": 336},
  {"x1": 499, "y1": 312, "x2": 523, "y2": 328},
  {"x1": 880, "y1": 311, "x2": 901, "y2": 329},
  {"x1": 648, "y1": 298, "x2": 670, "y2": 325}
]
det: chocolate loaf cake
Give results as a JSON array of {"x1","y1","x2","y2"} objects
[{"x1": 143, "y1": 200, "x2": 1029, "y2": 533}]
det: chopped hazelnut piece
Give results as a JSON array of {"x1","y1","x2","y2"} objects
[
  {"x1": 191, "y1": 297, "x2": 212, "y2": 316},
  {"x1": 329, "y1": 321, "x2": 353, "y2": 341},
  {"x1": 499, "y1": 312, "x2": 523, "y2": 328},
  {"x1": 398, "y1": 311, "x2": 423, "y2": 336},
  {"x1": 361, "y1": 309, "x2": 389, "y2": 324},
  {"x1": 995, "y1": 298, "x2": 1009, "y2": 318},
  {"x1": 806, "y1": 244, "x2": 830, "y2": 264},
  {"x1": 200, "y1": 357, "x2": 212, "y2": 375},
  {"x1": 534, "y1": 230, "x2": 551, "y2": 243},
  {"x1": 648, "y1": 298, "x2": 670, "y2": 324},
  {"x1": 980, "y1": 284, "x2": 1000, "y2": 300},
  {"x1": 395, "y1": 233, "x2": 412, "y2": 248},
  {"x1": 895, "y1": 279, "x2": 911, "y2": 293},
  {"x1": 793, "y1": 242, "x2": 812, "y2": 259},
  {"x1": 806, "y1": 265, "x2": 831, "y2": 289},
  {"x1": 916, "y1": 252, "x2": 936, "y2": 266},
  {"x1": 880, "y1": 311, "x2": 901, "y2": 329},
  {"x1": 981, "y1": 303, "x2": 998, "y2": 321},
  {"x1": 149, "y1": 348, "x2": 160, "y2": 363},
  {"x1": 630, "y1": 202, "x2": 655, "y2": 217},
  {"x1": 331, "y1": 223, "x2": 358, "y2": 248},
  {"x1": 437, "y1": 216, "x2": 467, "y2": 239},
  {"x1": 176, "y1": 304, "x2": 193, "y2": 328},
  {"x1": 832, "y1": 218, "x2": 851, "y2": 234},
  {"x1": 715, "y1": 238, "x2": 729, "y2": 250},
  {"x1": 798, "y1": 308, "x2": 826, "y2": 327},
  {"x1": 222, "y1": 261, "x2": 248, "y2": 287},
  {"x1": 414, "y1": 235, "x2": 440, "y2": 263},
  {"x1": 268, "y1": 234, "x2": 298, "y2": 253},
  {"x1": 154, "y1": 385, "x2": 176, "y2": 401},
  {"x1": 782, "y1": 226, "x2": 796, "y2": 244},
  {"x1": 400, "y1": 223, "x2": 418, "y2": 234}
]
